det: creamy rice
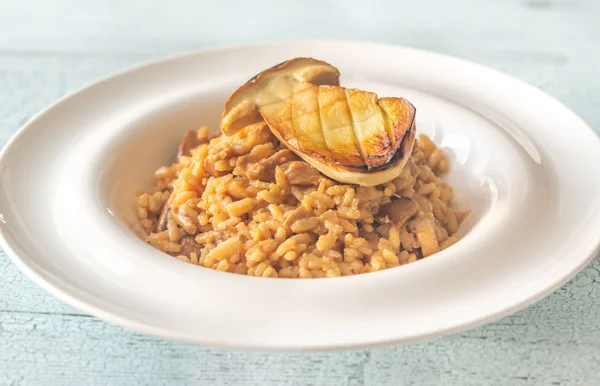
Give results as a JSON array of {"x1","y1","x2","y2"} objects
[{"x1": 136, "y1": 123, "x2": 467, "y2": 278}]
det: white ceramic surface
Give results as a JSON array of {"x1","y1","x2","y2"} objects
[{"x1": 0, "y1": 41, "x2": 599, "y2": 351}]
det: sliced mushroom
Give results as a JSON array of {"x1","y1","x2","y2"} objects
[
  {"x1": 236, "y1": 149, "x2": 296, "y2": 182},
  {"x1": 156, "y1": 192, "x2": 173, "y2": 232},
  {"x1": 283, "y1": 161, "x2": 322, "y2": 185},
  {"x1": 180, "y1": 236, "x2": 203, "y2": 257},
  {"x1": 177, "y1": 130, "x2": 201, "y2": 160},
  {"x1": 380, "y1": 197, "x2": 419, "y2": 228},
  {"x1": 220, "y1": 58, "x2": 416, "y2": 187}
]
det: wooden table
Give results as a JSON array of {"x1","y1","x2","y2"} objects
[{"x1": 1, "y1": 0, "x2": 599, "y2": 384}]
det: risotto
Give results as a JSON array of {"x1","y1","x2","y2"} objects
[{"x1": 136, "y1": 123, "x2": 468, "y2": 278}]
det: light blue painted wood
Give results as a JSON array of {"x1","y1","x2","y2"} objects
[{"x1": 1, "y1": 0, "x2": 599, "y2": 384}]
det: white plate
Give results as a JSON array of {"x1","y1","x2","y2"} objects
[{"x1": 1, "y1": 41, "x2": 599, "y2": 351}]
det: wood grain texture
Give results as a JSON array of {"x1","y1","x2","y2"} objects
[{"x1": 0, "y1": 0, "x2": 599, "y2": 384}]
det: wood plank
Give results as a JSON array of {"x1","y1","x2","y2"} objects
[
  {"x1": 0, "y1": 0, "x2": 598, "y2": 57},
  {"x1": 2, "y1": 287, "x2": 600, "y2": 386}
]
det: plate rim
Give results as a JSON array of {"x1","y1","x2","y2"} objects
[{"x1": 1, "y1": 40, "x2": 599, "y2": 351}]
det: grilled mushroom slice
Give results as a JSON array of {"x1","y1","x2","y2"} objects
[{"x1": 221, "y1": 58, "x2": 416, "y2": 186}]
